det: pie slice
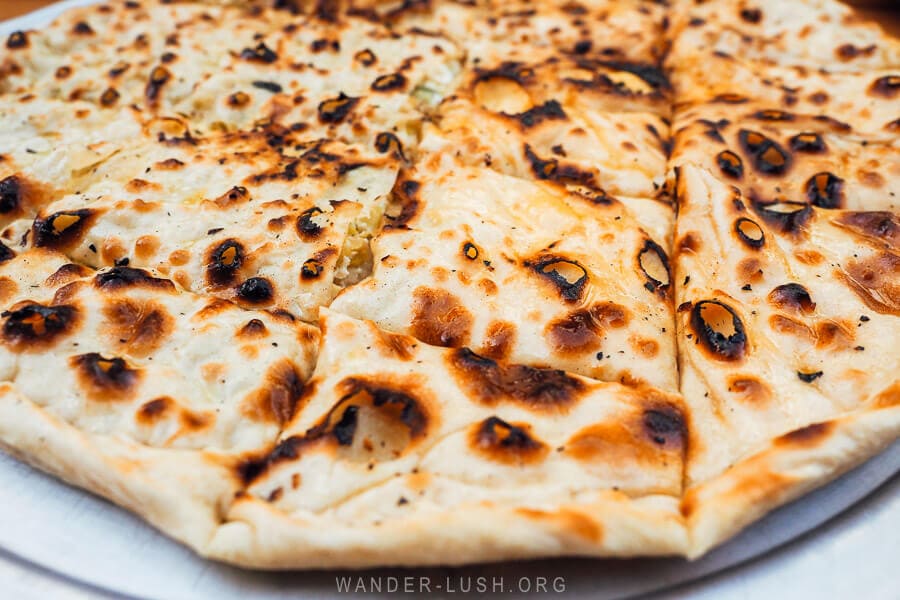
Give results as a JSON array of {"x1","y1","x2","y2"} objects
[
  {"x1": 667, "y1": 0, "x2": 900, "y2": 70},
  {"x1": 331, "y1": 158, "x2": 678, "y2": 391},
  {"x1": 420, "y1": 55, "x2": 672, "y2": 199},
  {"x1": 10, "y1": 127, "x2": 399, "y2": 322},
  {"x1": 672, "y1": 164, "x2": 900, "y2": 555},
  {"x1": 206, "y1": 308, "x2": 688, "y2": 568},
  {"x1": 0, "y1": 246, "x2": 319, "y2": 552}
]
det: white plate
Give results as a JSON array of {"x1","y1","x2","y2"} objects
[{"x1": 0, "y1": 2, "x2": 897, "y2": 598}]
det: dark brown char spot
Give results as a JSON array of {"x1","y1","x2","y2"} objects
[
  {"x1": 236, "y1": 277, "x2": 274, "y2": 304},
  {"x1": 374, "y1": 132, "x2": 405, "y2": 160},
  {"x1": 0, "y1": 176, "x2": 23, "y2": 214},
  {"x1": 354, "y1": 49, "x2": 377, "y2": 66},
  {"x1": 136, "y1": 397, "x2": 172, "y2": 425},
  {"x1": 410, "y1": 287, "x2": 473, "y2": 347},
  {"x1": 869, "y1": 75, "x2": 900, "y2": 98},
  {"x1": 94, "y1": 267, "x2": 174, "y2": 292},
  {"x1": 384, "y1": 179, "x2": 421, "y2": 228},
  {"x1": 296, "y1": 206, "x2": 325, "y2": 241},
  {"x1": 734, "y1": 217, "x2": 765, "y2": 249},
  {"x1": 789, "y1": 132, "x2": 826, "y2": 153},
  {"x1": 716, "y1": 150, "x2": 743, "y2": 179},
  {"x1": 45, "y1": 263, "x2": 92, "y2": 288},
  {"x1": 470, "y1": 416, "x2": 547, "y2": 464},
  {"x1": 447, "y1": 348, "x2": 584, "y2": 413},
  {"x1": 776, "y1": 421, "x2": 834, "y2": 447},
  {"x1": 523, "y1": 145, "x2": 597, "y2": 188},
  {"x1": 6, "y1": 31, "x2": 28, "y2": 49},
  {"x1": 833, "y1": 211, "x2": 899, "y2": 248},
  {"x1": 213, "y1": 186, "x2": 251, "y2": 207},
  {"x1": 240, "y1": 42, "x2": 278, "y2": 64},
  {"x1": 206, "y1": 239, "x2": 245, "y2": 287},
  {"x1": 101, "y1": 299, "x2": 173, "y2": 357},
  {"x1": 690, "y1": 300, "x2": 747, "y2": 361},
  {"x1": 738, "y1": 129, "x2": 790, "y2": 175},
  {"x1": 515, "y1": 100, "x2": 566, "y2": 128},
  {"x1": 838, "y1": 253, "x2": 900, "y2": 315},
  {"x1": 805, "y1": 172, "x2": 844, "y2": 209},
  {"x1": 525, "y1": 255, "x2": 589, "y2": 302},
  {"x1": 32, "y1": 209, "x2": 97, "y2": 250},
  {"x1": 642, "y1": 405, "x2": 686, "y2": 448},
  {"x1": 638, "y1": 239, "x2": 671, "y2": 296},
  {"x1": 739, "y1": 7, "x2": 762, "y2": 23},
  {"x1": 70, "y1": 353, "x2": 140, "y2": 401},
  {"x1": 375, "y1": 329, "x2": 417, "y2": 361},
  {"x1": 769, "y1": 283, "x2": 816, "y2": 314},
  {"x1": 238, "y1": 318, "x2": 268, "y2": 338},
  {"x1": 0, "y1": 243, "x2": 15, "y2": 264},
  {"x1": 145, "y1": 66, "x2": 171, "y2": 104},
  {"x1": 241, "y1": 360, "x2": 304, "y2": 425},
  {"x1": 1, "y1": 303, "x2": 79, "y2": 351},
  {"x1": 371, "y1": 73, "x2": 407, "y2": 92},
  {"x1": 751, "y1": 200, "x2": 812, "y2": 235},
  {"x1": 546, "y1": 302, "x2": 629, "y2": 356},
  {"x1": 317, "y1": 93, "x2": 359, "y2": 124},
  {"x1": 751, "y1": 109, "x2": 793, "y2": 122}
]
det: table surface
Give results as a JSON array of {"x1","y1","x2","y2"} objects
[{"x1": 1, "y1": 0, "x2": 899, "y2": 36}]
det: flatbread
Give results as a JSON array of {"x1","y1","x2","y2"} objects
[
  {"x1": 0, "y1": 246, "x2": 320, "y2": 549},
  {"x1": 0, "y1": 0, "x2": 895, "y2": 570},
  {"x1": 331, "y1": 157, "x2": 678, "y2": 391},
  {"x1": 207, "y1": 308, "x2": 689, "y2": 568}
]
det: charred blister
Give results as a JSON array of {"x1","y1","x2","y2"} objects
[
  {"x1": 100, "y1": 87, "x2": 120, "y2": 107},
  {"x1": 738, "y1": 129, "x2": 790, "y2": 175},
  {"x1": 448, "y1": 348, "x2": 584, "y2": 412},
  {"x1": 462, "y1": 242, "x2": 479, "y2": 261},
  {"x1": 71, "y1": 353, "x2": 139, "y2": 400},
  {"x1": 515, "y1": 100, "x2": 566, "y2": 128},
  {"x1": 206, "y1": 239, "x2": 245, "y2": 287},
  {"x1": 751, "y1": 200, "x2": 812, "y2": 235},
  {"x1": 55, "y1": 66, "x2": 72, "y2": 79},
  {"x1": 471, "y1": 416, "x2": 547, "y2": 464},
  {"x1": 371, "y1": 73, "x2": 407, "y2": 92},
  {"x1": 716, "y1": 150, "x2": 743, "y2": 179},
  {"x1": 300, "y1": 258, "x2": 323, "y2": 280},
  {"x1": 642, "y1": 406, "x2": 686, "y2": 448},
  {"x1": 690, "y1": 300, "x2": 747, "y2": 361},
  {"x1": 1, "y1": 303, "x2": 78, "y2": 350},
  {"x1": 317, "y1": 93, "x2": 359, "y2": 124},
  {"x1": 240, "y1": 42, "x2": 278, "y2": 64},
  {"x1": 145, "y1": 66, "x2": 171, "y2": 103},
  {"x1": 94, "y1": 267, "x2": 174, "y2": 292},
  {"x1": 0, "y1": 175, "x2": 23, "y2": 214},
  {"x1": 227, "y1": 91, "x2": 251, "y2": 108},
  {"x1": 789, "y1": 132, "x2": 826, "y2": 153},
  {"x1": 526, "y1": 255, "x2": 589, "y2": 302},
  {"x1": 739, "y1": 7, "x2": 762, "y2": 23},
  {"x1": 712, "y1": 93, "x2": 748, "y2": 104},
  {"x1": 213, "y1": 185, "x2": 251, "y2": 207},
  {"x1": 354, "y1": 48, "x2": 377, "y2": 67},
  {"x1": 797, "y1": 370, "x2": 823, "y2": 383},
  {"x1": 236, "y1": 277, "x2": 274, "y2": 304},
  {"x1": 0, "y1": 242, "x2": 15, "y2": 264},
  {"x1": 252, "y1": 80, "x2": 282, "y2": 93},
  {"x1": 374, "y1": 132, "x2": 405, "y2": 160},
  {"x1": 523, "y1": 145, "x2": 595, "y2": 188},
  {"x1": 296, "y1": 206, "x2": 325, "y2": 241},
  {"x1": 6, "y1": 31, "x2": 27, "y2": 49},
  {"x1": 32, "y1": 209, "x2": 96, "y2": 250},
  {"x1": 805, "y1": 172, "x2": 844, "y2": 209},
  {"x1": 474, "y1": 62, "x2": 534, "y2": 86},
  {"x1": 751, "y1": 109, "x2": 794, "y2": 122},
  {"x1": 72, "y1": 21, "x2": 94, "y2": 35},
  {"x1": 598, "y1": 61, "x2": 671, "y2": 92},
  {"x1": 638, "y1": 240, "x2": 671, "y2": 296},
  {"x1": 769, "y1": 283, "x2": 816, "y2": 314},
  {"x1": 869, "y1": 75, "x2": 900, "y2": 98},
  {"x1": 734, "y1": 217, "x2": 765, "y2": 249},
  {"x1": 384, "y1": 179, "x2": 421, "y2": 229}
]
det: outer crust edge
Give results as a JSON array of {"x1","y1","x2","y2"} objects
[{"x1": 682, "y1": 398, "x2": 900, "y2": 559}]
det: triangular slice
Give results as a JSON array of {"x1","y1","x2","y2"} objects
[
  {"x1": 207, "y1": 309, "x2": 688, "y2": 568},
  {"x1": 421, "y1": 55, "x2": 671, "y2": 200},
  {"x1": 0, "y1": 247, "x2": 319, "y2": 552},
  {"x1": 10, "y1": 128, "x2": 399, "y2": 322},
  {"x1": 672, "y1": 164, "x2": 900, "y2": 554},
  {"x1": 331, "y1": 158, "x2": 678, "y2": 391}
]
